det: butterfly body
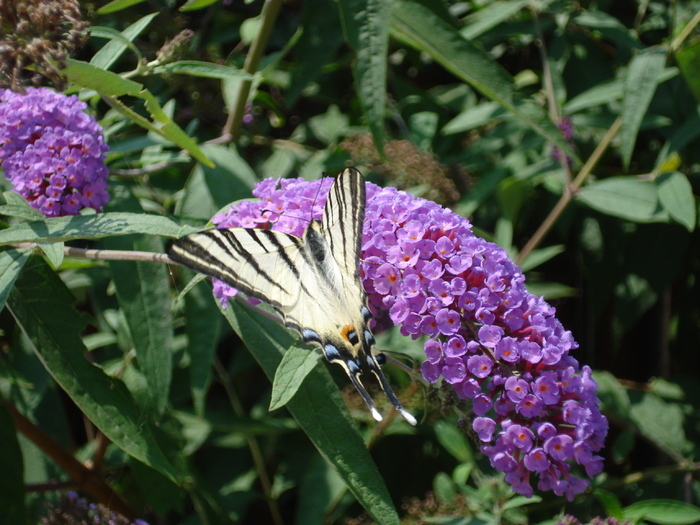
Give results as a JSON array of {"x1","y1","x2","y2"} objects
[{"x1": 169, "y1": 168, "x2": 416, "y2": 425}]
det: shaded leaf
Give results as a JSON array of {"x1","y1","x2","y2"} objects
[
  {"x1": 89, "y1": 15, "x2": 156, "y2": 69},
  {"x1": 63, "y1": 59, "x2": 213, "y2": 167},
  {"x1": 620, "y1": 48, "x2": 668, "y2": 168},
  {"x1": 339, "y1": 0, "x2": 390, "y2": 151},
  {"x1": 623, "y1": 500, "x2": 700, "y2": 524},
  {"x1": 0, "y1": 248, "x2": 31, "y2": 311},
  {"x1": 7, "y1": 259, "x2": 181, "y2": 483},
  {"x1": 0, "y1": 212, "x2": 183, "y2": 245},
  {"x1": 222, "y1": 301, "x2": 400, "y2": 524},
  {"x1": 656, "y1": 172, "x2": 696, "y2": 231},
  {"x1": 390, "y1": 0, "x2": 577, "y2": 160},
  {"x1": 577, "y1": 177, "x2": 660, "y2": 222},
  {"x1": 151, "y1": 61, "x2": 252, "y2": 80},
  {"x1": 270, "y1": 344, "x2": 321, "y2": 411}
]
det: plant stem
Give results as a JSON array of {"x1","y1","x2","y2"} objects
[
  {"x1": 6, "y1": 402, "x2": 135, "y2": 519},
  {"x1": 223, "y1": 0, "x2": 284, "y2": 141},
  {"x1": 516, "y1": 117, "x2": 622, "y2": 265}
]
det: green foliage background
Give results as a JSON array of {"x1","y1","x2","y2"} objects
[{"x1": 1, "y1": 0, "x2": 700, "y2": 524}]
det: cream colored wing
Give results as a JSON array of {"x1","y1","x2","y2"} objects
[{"x1": 168, "y1": 227, "x2": 307, "y2": 311}]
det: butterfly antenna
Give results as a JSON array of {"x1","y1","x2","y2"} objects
[{"x1": 368, "y1": 358, "x2": 418, "y2": 426}]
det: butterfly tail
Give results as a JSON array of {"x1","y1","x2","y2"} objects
[
  {"x1": 345, "y1": 369, "x2": 384, "y2": 422},
  {"x1": 367, "y1": 357, "x2": 418, "y2": 426}
]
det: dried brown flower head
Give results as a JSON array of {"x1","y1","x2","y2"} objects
[
  {"x1": 156, "y1": 29, "x2": 195, "y2": 65},
  {"x1": 0, "y1": 0, "x2": 89, "y2": 91},
  {"x1": 340, "y1": 133, "x2": 463, "y2": 206}
]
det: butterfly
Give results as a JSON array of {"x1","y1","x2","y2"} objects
[{"x1": 168, "y1": 168, "x2": 416, "y2": 425}]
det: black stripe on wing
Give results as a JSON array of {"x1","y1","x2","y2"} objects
[
  {"x1": 322, "y1": 168, "x2": 366, "y2": 282},
  {"x1": 168, "y1": 228, "x2": 303, "y2": 309}
]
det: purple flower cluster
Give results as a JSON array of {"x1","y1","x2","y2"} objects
[
  {"x1": 211, "y1": 175, "x2": 608, "y2": 500},
  {"x1": 0, "y1": 87, "x2": 109, "y2": 216}
]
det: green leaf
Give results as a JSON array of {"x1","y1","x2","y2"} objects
[
  {"x1": 339, "y1": 0, "x2": 390, "y2": 151},
  {"x1": 577, "y1": 177, "x2": 660, "y2": 222},
  {"x1": 502, "y1": 495, "x2": 541, "y2": 510},
  {"x1": 623, "y1": 499, "x2": 700, "y2": 524},
  {"x1": 620, "y1": 48, "x2": 668, "y2": 168},
  {"x1": 182, "y1": 275, "x2": 221, "y2": 416},
  {"x1": 460, "y1": 0, "x2": 530, "y2": 40},
  {"x1": 97, "y1": 0, "x2": 147, "y2": 14},
  {"x1": 296, "y1": 455, "x2": 347, "y2": 525},
  {"x1": 519, "y1": 245, "x2": 565, "y2": 272},
  {"x1": 656, "y1": 171, "x2": 696, "y2": 231},
  {"x1": 0, "y1": 404, "x2": 25, "y2": 525},
  {"x1": 0, "y1": 249, "x2": 31, "y2": 312},
  {"x1": 629, "y1": 392, "x2": 692, "y2": 456},
  {"x1": 593, "y1": 370, "x2": 631, "y2": 421},
  {"x1": 108, "y1": 235, "x2": 174, "y2": 417},
  {"x1": 151, "y1": 61, "x2": 252, "y2": 80},
  {"x1": 185, "y1": 144, "x2": 258, "y2": 213},
  {"x1": 564, "y1": 79, "x2": 623, "y2": 113},
  {"x1": 594, "y1": 488, "x2": 624, "y2": 519},
  {"x1": 287, "y1": 0, "x2": 344, "y2": 105},
  {"x1": 442, "y1": 102, "x2": 506, "y2": 135},
  {"x1": 179, "y1": 0, "x2": 219, "y2": 10},
  {"x1": 7, "y1": 259, "x2": 181, "y2": 483},
  {"x1": 0, "y1": 212, "x2": 183, "y2": 245},
  {"x1": 434, "y1": 420, "x2": 472, "y2": 463},
  {"x1": 390, "y1": 0, "x2": 576, "y2": 161},
  {"x1": 37, "y1": 241, "x2": 64, "y2": 269},
  {"x1": 0, "y1": 191, "x2": 45, "y2": 220},
  {"x1": 89, "y1": 14, "x2": 157, "y2": 69},
  {"x1": 63, "y1": 59, "x2": 214, "y2": 168},
  {"x1": 222, "y1": 301, "x2": 400, "y2": 525},
  {"x1": 270, "y1": 344, "x2": 321, "y2": 411},
  {"x1": 433, "y1": 472, "x2": 457, "y2": 504},
  {"x1": 308, "y1": 105, "x2": 350, "y2": 146}
]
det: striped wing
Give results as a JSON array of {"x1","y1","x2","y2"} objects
[
  {"x1": 321, "y1": 167, "x2": 366, "y2": 296},
  {"x1": 168, "y1": 227, "x2": 306, "y2": 312},
  {"x1": 168, "y1": 168, "x2": 417, "y2": 425}
]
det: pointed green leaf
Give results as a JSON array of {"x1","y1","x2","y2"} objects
[
  {"x1": 623, "y1": 499, "x2": 700, "y2": 524},
  {"x1": 222, "y1": 302, "x2": 399, "y2": 525},
  {"x1": 270, "y1": 344, "x2": 321, "y2": 411},
  {"x1": 339, "y1": 0, "x2": 390, "y2": 151},
  {"x1": 460, "y1": 0, "x2": 530, "y2": 40},
  {"x1": 657, "y1": 172, "x2": 696, "y2": 231},
  {"x1": 577, "y1": 177, "x2": 660, "y2": 222},
  {"x1": 620, "y1": 48, "x2": 668, "y2": 168},
  {"x1": 0, "y1": 249, "x2": 31, "y2": 311},
  {"x1": 0, "y1": 212, "x2": 183, "y2": 245},
  {"x1": 7, "y1": 259, "x2": 181, "y2": 483},
  {"x1": 37, "y1": 241, "x2": 64, "y2": 269},
  {"x1": 390, "y1": 0, "x2": 577, "y2": 160},
  {"x1": 629, "y1": 392, "x2": 692, "y2": 456},
  {"x1": 89, "y1": 14, "x2": 157, "y2": 69},
  {"x1": 182, "y1": 275, "x2": 221, "y2": 416},
  {"x1": 63, "y1": 59, "x2": 213, "y2": 167},
  {"x1": 97, "y1": 0, "x2": 147, "y2": 14},
  {"x1": 108, "y1": 235, "x2": 174, "y2": 417},
  {"x1": 151, "y1": 61, "x2": 252, "y2": 80}
]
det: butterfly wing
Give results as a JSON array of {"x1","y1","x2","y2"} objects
[
  {"x1": 168, "y1": 169, "x2": 417, "y2": 425},
  {"x1": 321, "y1": 167, "x2": 366, "y2": 298},
  {"x1": 311, "y1": 168, "x2": 417, "y2": 425},
  {"x1": 168, "y1": 227, "x2": 307, "y2": 312}
]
